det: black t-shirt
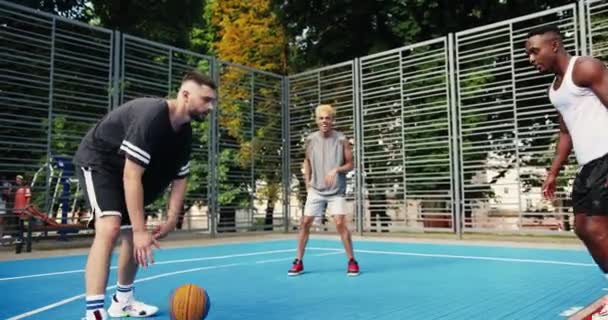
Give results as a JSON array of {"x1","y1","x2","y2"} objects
[{"x1": 74, "y1": 98, "x2": 192, "y2": 204}]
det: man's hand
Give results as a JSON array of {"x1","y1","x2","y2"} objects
[
  {"x1": 133, "y1": 230, "x2": 159, "y2": 268},
  {"x1": 152, "y1": 217, "x2": 178, "y2": 240},
  {"x1": 324, "y1": 168, "x2": 338, "y2": 188},
  {"x1": 542, "y1": 173, "x2": 558, "y2": 200}
]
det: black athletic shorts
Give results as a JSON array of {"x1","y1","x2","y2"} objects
[
  {"x1": 76, "y1": 166, "x2": 131, "y2": 227},
  {"x1": 572, "y1": 153, "x2": 608, "y2": 215}
]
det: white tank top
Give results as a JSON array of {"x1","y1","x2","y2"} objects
[{"x1": 548, "y1": 56, "x2": 608, "y2": 165}]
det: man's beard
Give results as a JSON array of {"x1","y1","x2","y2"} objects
[{"x1": 191, "y1": 111, "x2": 208, "y2": 121}]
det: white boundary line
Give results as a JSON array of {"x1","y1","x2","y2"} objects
[
  {"x1": 1, "y1": 247, "x2": 594, "y2": 283},
  {"x1": 0, "y1": 249, "x2": 296, "y2": 281},
  {"x1": 309, "y1": 247, "x2": 597, "y2": 267}
]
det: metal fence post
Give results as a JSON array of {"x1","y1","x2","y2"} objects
[
  {"x1": 112, "y1": 31, "x2": 121, "y2": 110},
  {"x1": 283, "y1": 76, "x2": 291, "y2": 233},
  {"x1": 43, "y1": 18, "x2": 57, "y2": 218},
  {"x1": 579, "y1": 0, "x2": 589, "y2": 56},
  {"x1": 209, "y1": 57, "x2": 219, "y2": 237},
  {"x1": 448, "y1": 33, "x2": 462, "y2": 239},
  {"x1": 353, "y1": 58, "x2": 364, "y2": 235}
]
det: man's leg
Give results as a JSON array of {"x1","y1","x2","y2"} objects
[
  {"x1": 574, "y1": 213, "x2": 608, "y2": 319},
  {"x1": 79, "y1": 166, "x2": 132, "y2": 319},
  {"x1": 114, "y1": 228, "x2": 138, "y2": 301},
  {"x1": 287, "y1": 216, "x2": 315, "y2": 276},
  {"x1": 328, "y1": 195, "x2": 359, "y2": 276},
  {"x1": 296, "y1": 216, "x2": 315, "y2": 260},
  {"x1": 333, "y1": 214, "x2": 354, "y2": 261},
  {"x1": 289, "y1": 190, "x2": 323, "y2": 276},
  {"x1": 85, "y1": 215, "x2": 121, "y2": 320},
  {"x1": 574, "y1": 214, "x2": 608, "y2": 272},
  {"x1": 571, "y1": 155, "x2": 608, "y2": 272},
  {"x1": 107, "y1": 228, "x2": 159, "y2": 317}
]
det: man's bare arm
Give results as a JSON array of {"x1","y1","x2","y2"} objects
[
  {"x1": 572, "y1": 57, "x2": 608, "y2": 110},
  {"x1": 338, "y1": 140, "x2": 354, "y2": 173},
  {"x1": 123, "y1": 158, "x2": 146, "y2": 232},
  {"x1": 548, "y1": 115, "x2": 572, "y2": 178}
]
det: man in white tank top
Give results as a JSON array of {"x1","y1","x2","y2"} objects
[
  {"x1": 288, "y1": 104, "x2": 360, "y2": 276},
  {"x1": 526, "y1": 25, "x2": 608, "y2": 319}
]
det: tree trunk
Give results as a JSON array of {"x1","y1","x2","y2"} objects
[
  {"x1": 218, "y1": 207, "x2": 236, "y2": 233},
  {"x1": 264, "y1": 203, "x2": 274, "y2": 231},
  {"x1": 369, "y1": 193, "x2": 390, "y2": 232}
]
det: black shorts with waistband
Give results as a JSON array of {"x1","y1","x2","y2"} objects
[
  {"x1": 76, "y1": 166, "x2": 131, "y2": 227},
  {"x1": 572, "y1": 153, "x2": 608, "y2": 215}
]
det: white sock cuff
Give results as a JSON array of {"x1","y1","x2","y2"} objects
[
  {"x1": 116, "y1": 282, "x2": 134, "y2": 291},
  {"x1": 86, "y1": 294, "x2": 105, "y2": 301}
]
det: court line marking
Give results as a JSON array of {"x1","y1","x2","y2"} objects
[
  {"x1": 6, "y1": 251, "x2": 331, "y2": 319},
  {"x1": 308, "y1": 247, "x2": 596, "y2": 267},
  {"x1": 255, "y1": 251, "x2": 342, "y2": 264},
  {"x1": 315, "y1": 251, "x2": 344, "y2": 257},
  {"x1": 0, "y1": 249, "x2": 296, "y2": 281},
  {"x1": 1, "y1": 246, "x2": 595, "y2": 283}
]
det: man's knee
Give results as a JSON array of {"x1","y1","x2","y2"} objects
[
  {"x1": 334, "y1": 216, "x2": 348, "y2": 232},
  {"x1": 94, "y1": 216, "x2": 122, "y2": 241},
  {"x1": 576, "y1": 215, "x2": 608, "y2": 242},
  {"x1": 300, "y1": 217, "x2": 314, "y2": 229}
]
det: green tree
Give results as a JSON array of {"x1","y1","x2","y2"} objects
[
  {"x1": 18, "y1": 0, "x2": 92, "y2": 20},
  {"x1": 275, "y1": 0, "x2": 574, "y2": 71},
  {"x1": 208, "y1": 0, "x2": 287, "y2": 231},
  {"x1": 90, "y1": 0, "x2": 206, "y2": 47}
]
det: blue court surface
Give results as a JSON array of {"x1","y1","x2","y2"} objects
[{"x1": 0, "y1": 238, "x2": 605, "y2": 319}]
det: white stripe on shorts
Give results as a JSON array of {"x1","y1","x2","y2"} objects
[{"x1": 81, "y1": 167, "x2": 121, "y2": 222}]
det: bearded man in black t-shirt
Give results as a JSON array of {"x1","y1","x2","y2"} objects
[{"x1": 74, "y1": 70, "x2": 217, "y2": 320}]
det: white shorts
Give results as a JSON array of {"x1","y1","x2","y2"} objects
[{"x1": 304, "y1": 189, "x2": 347, "y2": 217}]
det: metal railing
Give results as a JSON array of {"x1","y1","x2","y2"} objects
[
  {"x1": 4, "y1": 0, "x2": 608, "y2": 245},
  {"x1": 287, "y1": 1, "x2": 608, "y2": 236},
  {"x1": 359, "y1": 37, "x2": 454, "y2": 233},
  {"x1": 455, "y1": 4, "x2": 580, "y2": 234}
]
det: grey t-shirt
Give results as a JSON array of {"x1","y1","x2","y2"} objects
[{"x1": 306, "y1": 130, "x2": 347, "y2": 196}]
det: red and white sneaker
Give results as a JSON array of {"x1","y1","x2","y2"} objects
[
  {"x1": 593, "y1": 301, "x2": 608, "y2": 320},
  {"x1": 288, "y1": 259, "x2": 303, "y2": 276},
  {"x1": 347, "y1": 258, "x2": 360, "y2": 276}
]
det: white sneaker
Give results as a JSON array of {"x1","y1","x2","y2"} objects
[
  {"x1": 593, "y1": 302, "x2": 608, "y2": 320},
  {"x1": 107, "y1": 294, "x2": 158, "y2": 318}
]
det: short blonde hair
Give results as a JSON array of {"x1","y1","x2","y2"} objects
[{"x1": 315, "y1": 104, "x2": 336, "y2": 118}]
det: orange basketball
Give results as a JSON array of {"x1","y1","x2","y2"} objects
[{"x1": 169, "y1": 284, "x2": 211, "y2": 320}]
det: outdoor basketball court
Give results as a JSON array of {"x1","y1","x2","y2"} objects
[{"x1": 0, "y1": 237, "x2": 605, "y2": 319}]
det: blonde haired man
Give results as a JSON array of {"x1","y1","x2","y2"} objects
[{"x1": 288, "y1": 104, "x2": 360, "y2": 276}]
